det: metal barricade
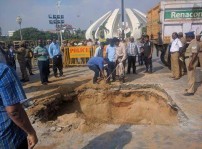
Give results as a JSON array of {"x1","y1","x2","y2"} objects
[{"x1": 63, "y1": 46, "x2": 97, "y2": 67}]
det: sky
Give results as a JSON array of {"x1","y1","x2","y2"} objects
[{"x1": 0, "y1": 0, "x2": 161, "y2": 35}]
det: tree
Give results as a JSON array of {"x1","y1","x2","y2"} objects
[{"x1": 11, "y1": 27, "x2": 57, "y2": 41}]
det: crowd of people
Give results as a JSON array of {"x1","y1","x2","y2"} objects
[
  {"x1": 169, "y1": 31, "x2": 202, "y2": 96},
  {"x1": 0, "y1": 38, "x2": 64, "y2": 85},
  {"x1": 87, "y1": 34, "x2": 153, "y2": 84},
  {"x1": 0, "y1": 30, "x2": 202, "y2": 148}
]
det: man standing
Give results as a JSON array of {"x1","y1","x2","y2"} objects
[
  {"x1": 127, "y1": 37, "x2": 138, "y2": 74},
  {"x1": 15, "y1": 41, "x2": 29, "y2": 82},
  {"x1": 106, "y1": 38, "x2": 116, "y2": 83},
  {"x1": 184, "y1": 31, "x2": 200, "y2": 96},
  {"x1": 178, "y1": 32, "x2": 187, "y2": 76},
  {"x1": 25, "y1": 47, "x2": 34, "y2": 75},
  {"x1": 0, "y1": 61, "x2": 38, "y2": 148},
  {"x1": 196, "y1": 32, "x2": 202, "y2": 68},
  {"x1": 170, "y1": 32, "x2": 182, "y2": 80},
  {"x1": 87, "y1": 57, "x2": 106, "y2": 84},
  {"x1": 6, "y1": 44, "x2": 16, "y2": 70},
  {"x1": 34, "y1": 39, "x2": 50, "y2": 85},
  {"x1": 94, "y1": 42, "x2": 105, "y2": 57},
  {"x1": 115, "y1": 38, "x2": 127, "y2": 82},
  {"x1": 143, "y1": 35, "x2": 153, "y2": 73},
  {"x1": 48, "y1": 38, "x2": 63, "y2": 77}
]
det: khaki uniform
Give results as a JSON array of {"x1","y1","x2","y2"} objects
[
  {"x1": 17, "y1": 47, "x2": 29, "y2": 80},
  {"x1": 25, "y1": 48, "x2": 34, "y2": 74},
  {"x1": 179, "y1": 37, "x2": 187, "y2": 75},
  {"x1": 198, "y1": 41, "x2": 202, "y2": 68},
  {"x1": 184, "y1": 39, "x2": 199, "y2": 93}
]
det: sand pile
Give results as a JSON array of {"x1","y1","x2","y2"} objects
[{"x1": 77, "y1": 88, "x2": 178, "y2": 125}]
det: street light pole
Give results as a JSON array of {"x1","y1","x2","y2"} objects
[
  {"x1": 121, "y1": 0, "x2": 125, "y2": 40},
  {"x1": 16, "y1": 16, "x2": 23, "y2": 41},
  {"x1": 57, "y1": 0, "x2": 63, "y2": 45}
]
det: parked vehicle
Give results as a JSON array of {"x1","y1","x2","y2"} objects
[{"x1": 147, "y1": 0, "x2": 202, "y2": 66}]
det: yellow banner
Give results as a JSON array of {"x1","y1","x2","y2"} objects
[{"x1": 69, "y1": 46, "x2": 91, "y2": 58}]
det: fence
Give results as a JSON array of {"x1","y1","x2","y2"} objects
[
  {"x1": 63, "y1": 46, "x2": 96, "y2": 67},
  {"x1": 63, "y1": 45, "x2": 108, "y2": 67}
]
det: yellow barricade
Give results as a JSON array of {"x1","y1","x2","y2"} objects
[{"x1": 63, "y1": 46, "x2": 97, "y2": 67}]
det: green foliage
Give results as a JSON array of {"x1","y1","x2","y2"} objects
[
  {"x1": 1, "y1": 27, "x2": 86, "y2": 43},
  {"x1": 126, "y1": 32, "x2": 131, "y2": 38},
  {"x1": 10, "y1": 27, "x2": 58, "y2": 41}
]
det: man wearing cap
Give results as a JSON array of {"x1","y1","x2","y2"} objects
[
  {"x1": 15, "y1": 41, "x2": 29, "y2": 82},
  {"x1": 184, "y1": 31, "x2": 200, "y2": 96},
  {"x1": 196, "y1": 32, "x2": 202, "y2": 68}
]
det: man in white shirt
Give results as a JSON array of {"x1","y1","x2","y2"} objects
[
  {"x1": 170, "y1": 32, "x2": 182, "y2": 80},
  {"x1": 94, "y1": 42, "x2": 104, "y2": 57},
  {"x1": 127, "y1": 37, "x2": 138, "y2": 74},
  {"x1": 115, "y1": 38, "x2": 127, "y2": 82}
]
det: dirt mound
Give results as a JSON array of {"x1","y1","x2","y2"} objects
[{"x1": 78, "y1": 88, "x2": 178, "y2": 125}]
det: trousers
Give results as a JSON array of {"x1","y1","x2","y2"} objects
[
  {"x1": 26, "y1": 58, "x2": 32, "y2": 74},
  {"x1": 144, "y1": 57, "x2": 152, "y2": 71},
  {"x1": 53, "y1": 55, "x2": 63, "y2": 76},
  {"x1": 38, "y1": 60, "x2": 49, "y2": 83},
  {"x1": 19, "y1": 60, "x2": 29, "y2": 80},
  {"x1": 185, "y1": 58, "x2": 198, "y2": 93},
  {"x1": 127, "y1": 56, "x2": 136, "y2": 73},
  {"x1": 89, "y1": 65, "x2": 100, "y2": 83},
  {"x1": 171, "y1": 52, "x2": 180, "y2": 78},
  {"x1": 198, "y1": 52, "x2": 202, "y2": 68},
  {"x1": 107, "y1": 61, "x2": 116, "y2": 81}
]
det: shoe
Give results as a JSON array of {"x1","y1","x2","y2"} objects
[
  {"x1": 47, "y1": 81, "x2": 51, "y2": 83},
  {"x1": 112, "y1": 79, "x2": 116, "y2": 82},
  {"x1": 148, "y1": 71, "x2": 152, "y2": 74},
  {"x1": 54, "y1": 74, "x2": 58, "y2": 78},
  {"x1": 133, "y1": 72, "x2": 137, "y2": 74},
  {"x1": 30, "y1": 73, "x2": 34, "y2": 75},
  {"x1": 183, "y1": 93, "x2": 194, "y2": 96},
  {"x1": 173, "y1": 78, "x2": 180, "y2": 80},
  {"x1": 20, "y1": 79, "x2": 25, "y2": 82},
  {"x1": 21, "y1": 79, "x2": 29, "y2": 83},
  {"x1": 144, "y1": 70, "x2": 148, "y2": 73},
  {"x1": 42, "y1": 82, "x2": 48, "y2": 85}
]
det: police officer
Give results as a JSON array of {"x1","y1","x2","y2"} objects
[
  {"x1": 25, "y1": 47, "x2": 34, "y2": 75},
  {"x1": 15, "y1": 41, "x2": 29, "y2": 82},
  {"x1": 178, "y1": 32, "x2": 187, "y2": 75},
  {"x1": 196, "y1": 32, "x2": 202, "y2": 68},
  {"x1": 184, "y1": 31, "x2": 200, "y2": 96}
]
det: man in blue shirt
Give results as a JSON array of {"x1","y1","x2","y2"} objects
[
  {"x1": 106, "y1": 38, "x2": 116, "y2": 83},
  {"x1": 87, "y1": 57, "x2": 106, "y2": 84},
  {"x1": 0, "y1": 57, "x2": 38, "y2": 148},
  {"x1": 48, "y1": 38, "x2": 63, "y2": 77}
]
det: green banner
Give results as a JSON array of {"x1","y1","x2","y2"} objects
[{"x1": 164, "y1": 9, "x2": 202, "y2": 20}]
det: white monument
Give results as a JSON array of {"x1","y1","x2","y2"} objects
[{"x1": 85, "y1": 8, "x2": 147, "y2": 40}]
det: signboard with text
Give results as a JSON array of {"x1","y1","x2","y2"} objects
[
  {"x1": 164, "y1": 9, "x2": 202, "y2": 20},
  {"x1": 69, "y1": 46, "x2": 91, "y2": 58}
]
